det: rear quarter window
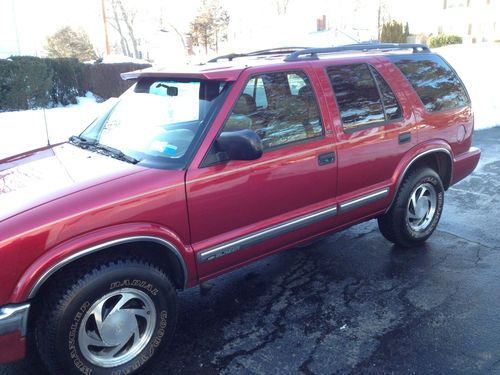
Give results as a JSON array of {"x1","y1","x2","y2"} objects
[{"x1": 391, "y1": 54, "x2": 470, "y2": 113}]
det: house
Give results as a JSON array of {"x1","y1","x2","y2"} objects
[{"x1": 440, "y1": 0, "x2": 500, "y2": 42}]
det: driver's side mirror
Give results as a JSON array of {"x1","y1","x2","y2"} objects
[{"x1": 215, "y1": 129, "x2": 263, "y2": 162}]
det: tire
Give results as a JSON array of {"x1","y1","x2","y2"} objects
[
  {"x1": 378, "y1": 167, "x2": 444, "y2": 247},
  {"x1": 35, "y1": 258, "x2": 178, "y2": 375}
]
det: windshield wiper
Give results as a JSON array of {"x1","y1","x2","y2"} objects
[
  {"x1": 69, "y1": 135, "x2": 94, "y2": 147},
  {"x1": 69, "y1": 136, "x2": 139, "y2": 164},
  {"x1": 91, "y1": 143, "x2": 140, "y2": 164}
]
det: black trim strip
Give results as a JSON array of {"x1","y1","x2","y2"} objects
[
  {"x1": 339, "y1": 188, "x2": 390, "y2": 213},
  {"x1": 197, "y1": 205, "x2": 338, "y2": 263}
]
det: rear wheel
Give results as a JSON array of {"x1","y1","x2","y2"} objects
[
  {"x1": 378, "y1": 167, "x2": 444, "y2": 247},
  {"x1": 35, "y1": 258, "x2": 177, "y2": 375}
]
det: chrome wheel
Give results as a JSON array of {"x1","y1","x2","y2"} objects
[
  {"x1": 406, "y1": 182, "x2": 437, "y2": 232},
  {"x1": 78, "y1": 288, "x2": 157, "y2": 368}
]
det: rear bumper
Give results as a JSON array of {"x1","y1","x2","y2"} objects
[
  {"x1": 451, "y1": 146, "x2": 481, "y2": 186},
  {"x1": 0, "y1": 303, "x2": 30, "y2": 364}
]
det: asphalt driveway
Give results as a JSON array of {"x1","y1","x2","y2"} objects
[{"x1": 2, "y1": 127, "x2": 499, "y2": 375}]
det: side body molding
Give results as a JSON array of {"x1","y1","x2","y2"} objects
[{"x1": 27, "y1": 236, "x2": 188, "y2": 299}]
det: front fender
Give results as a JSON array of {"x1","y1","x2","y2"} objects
[{"x1": 9, "y1": 223, "x2": 197, "y2": 304}]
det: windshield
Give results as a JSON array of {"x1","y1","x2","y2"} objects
[{"x1": 79, "y1": 78, "x2": 230, "y2": 169}]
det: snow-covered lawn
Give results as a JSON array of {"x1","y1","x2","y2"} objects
[
  {"x1": 0, "y1": 93, "x2": 109, "y2": 160},
  {"x1": 0, "y1": 43, "x2": 499, "y2": 161}
]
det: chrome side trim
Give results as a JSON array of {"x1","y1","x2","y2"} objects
[
  {"x1": 198, "y1": 205, "x2": 338, "y2": 263},
  {"x1": 28, "y1": 236, "x2": 188, "y2": 298},
  {"x1": 0, "y1": 303, "x2": 30, "y2": 336},
  {"x1": 339, "y1": 188, "x2": 390, "y2": 213},
  {"x1": 385, "y1": 147, "x2": 453, "y2": 213}
]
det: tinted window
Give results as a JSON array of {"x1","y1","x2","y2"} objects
[
  {"x1": 327, "y1": 64, "x2": 385, "y2": 130},
  {"x1": 369, "y1": 66, "x2": 402, "y2": 121},
  {"x1": 243, "y1": 77, "x2": 268, "y2": 108},
  {"x1": 392, "y1": 55, "x2": 470, "y2": 112},
  {"x1": 222, "y1": 71, "x2": 323, "y2": 150},
  {"x1": 287, "y1": 73, "x2": 307, "y2": 95}
]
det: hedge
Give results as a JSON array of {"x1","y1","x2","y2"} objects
[
  {"x1": 46, "y1": 58, "x2": 85, "y2": 106},
  {"x1": 0, "y1": 56, "x2": 53, "y2": 111},
  {"x1": 0, "y1": 56, "x2": 151, "y2": 112},
  {"x1": 82, "y1": 62, "x2": 151, "y2": 99},
  {"x1": 428, "y1": 34, "x2": 463, "y2": 48}
]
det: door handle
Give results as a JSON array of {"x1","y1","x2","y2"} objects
[
  {"x1": 318, "y1": 152, "x2": 335, "y2": 166},
  {"x1": 399, "y1": 132, "x2": 411, "y2": 144}
]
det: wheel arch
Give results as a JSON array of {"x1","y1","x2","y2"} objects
[
  {"x1": 26, "y1": 236, "x2": 189, "y2": 301},
  {"x1": 386, "y1": 146, "x2": 453, "y2": 213}
]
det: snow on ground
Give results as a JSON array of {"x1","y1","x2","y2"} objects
[
  {"x1": 0, "y1": 44, "x2": 499, "y2": 161},
  {"x1": 0, "y1": 93, "x2": 113, "y2": 160}
]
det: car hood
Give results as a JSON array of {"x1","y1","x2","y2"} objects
[{"x1": 0, "y1": 143, "x2": 144, "y2": 222}]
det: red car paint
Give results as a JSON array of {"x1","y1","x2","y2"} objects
[{"x1": 0, "y1": 49, "x2": 480, "y2": 364}]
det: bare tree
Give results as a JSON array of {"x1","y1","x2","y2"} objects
[
  {"x1": 273, "y1": 0, "x2": 291, "y2": 15},
  {"x1": 161, "y1": 19, "x2": 186, "y2": 51},
  {"x1": 189, "y1": 0, "x2": 230, "y2": 54},
  {"x1": 117, "y1": 0, "x2": 139, "y2": 58},
  {"x1": 107, "y1": 0, "x2": 140, "y2": 58},
  {"x1": 109, "y1": 0, "x2": 130, "y2": 56}
]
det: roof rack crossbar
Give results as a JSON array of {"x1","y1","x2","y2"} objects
[
  {"x1": 284, "y1": 43, "x2": 430, "y2": 62},
  {"x1": 208, "y1": 47, "x2": 311, "y2": 63}
]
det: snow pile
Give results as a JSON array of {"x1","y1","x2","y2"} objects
[
  {"x1": 435, "y1": 43, "x2": 500, "y2": 130},
  {"x1": 0, "y1": 93, "x2": 111, "y2": 160},
  {"x1": 85, "y1": 54, "x2": 151, "y2": 65}
]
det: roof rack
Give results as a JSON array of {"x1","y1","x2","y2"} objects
[
  {"x1": 208, "y1": 47, "x2": 311, "y2": 63},
  {"x1": 284, "y1": 43, "x2": 430, "y2": 62}
]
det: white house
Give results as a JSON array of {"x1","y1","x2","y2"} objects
[{"x1": 440, "y1": 0, "x2": 500, "y2": 42}]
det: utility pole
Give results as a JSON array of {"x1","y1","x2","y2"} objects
[{"x1": 101, "y1": 0, "x2": 111, "y2": 55}]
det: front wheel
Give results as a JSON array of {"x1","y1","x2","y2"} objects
[
  {"x1": 35, "y1": 258, "x2": 178, "y2": 375},
  {"x1": 378, "y1": 167, "x2": 444, "y2": 247}
]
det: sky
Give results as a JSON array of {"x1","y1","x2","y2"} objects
[{"x1": 0, "y1": 0, "x2": 447, "y2": 59}]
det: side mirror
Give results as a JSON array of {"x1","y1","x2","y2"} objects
[{"x1": 216, "y1": 129, "x2": 263, "y2": 161}]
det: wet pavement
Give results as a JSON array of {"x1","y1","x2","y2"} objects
[{"x1": 2, "y1": 127, "x2": 499, "y2": 375}]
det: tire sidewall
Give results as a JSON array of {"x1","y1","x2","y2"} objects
[
  {"x1": 402, "y1": 172, "x2": 444, "y2": 241},
  {"x1": 55, "y1": 265, "x2": 176, "y2": 375}
]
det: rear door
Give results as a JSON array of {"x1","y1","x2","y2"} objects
[
  {"x1": 314, "y1": 58, "x2": 417, "y2": 221},
  {"x1": 186, "y1": 65, "x2": 338, "y2": 279}
]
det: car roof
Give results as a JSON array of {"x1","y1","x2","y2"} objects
[{"x1": 121, "y1": 44, "x2": 432, "y2": 82}]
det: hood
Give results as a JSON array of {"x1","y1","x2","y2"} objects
[{"x1": 0, "y1": 143, "x2": 144, "y2": 222}]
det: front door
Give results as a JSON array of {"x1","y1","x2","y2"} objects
[{"x1": 186, "y1": 66, "x2": 338, "y2": 279}]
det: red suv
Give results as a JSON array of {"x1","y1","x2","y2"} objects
[{"x1": 0, "y1": 44, "x2": 480, "y2": 374}]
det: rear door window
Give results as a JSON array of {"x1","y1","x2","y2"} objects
[
  {"x1": 391, "y1": 55, "x2": 470, "y2": 112},
  {"x1": 327, "y1": 64, "x2": 404, "y2": 131},
  {"x1": 369, "y1": 66, "x2": 402, "y2": 121}
]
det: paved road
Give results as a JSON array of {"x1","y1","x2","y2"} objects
[{"x1": 2, "y1": 127, "x2": 500, "y2": 375}]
